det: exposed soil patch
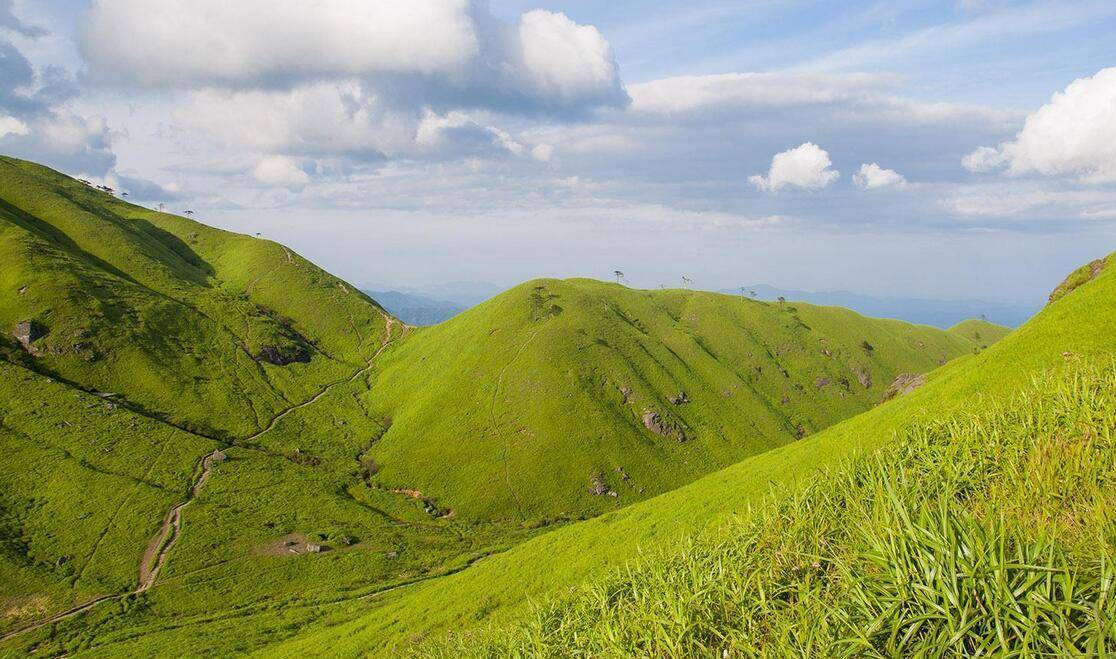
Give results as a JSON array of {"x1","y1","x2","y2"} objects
[
  {"x1": 1, "y1": 596, "x2": 48, "y2": 622},
  {"x1": 252, "y1": 533, "x2": 314, "y2": 557}
]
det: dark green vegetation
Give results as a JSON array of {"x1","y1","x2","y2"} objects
[{"x1": 0, "y1": 154, "x2": 1093, "y2": 657}]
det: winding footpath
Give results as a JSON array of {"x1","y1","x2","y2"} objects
[{"x1": 0, "y1": 317, "x2": 402, "y2": 644}]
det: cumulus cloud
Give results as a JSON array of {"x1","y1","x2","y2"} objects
[
  {"x1": 515, "y1": 10, "x2": 625, "y2": 107},
  {"x1": 749, "y1": 142, "x2": 839, "y2": 192},
  {"x1": 964, "y1": 67, "x2": 1116, "y2": 183},
  {"x1": 854, "y1": 163, "x2": 907, "y2": 190},
  {"x1": 252, "y1": 156, "x2": 310, "y2": 189},
  {"x1": 79, "y1": 1, "x2": 626, "y2": 113}
]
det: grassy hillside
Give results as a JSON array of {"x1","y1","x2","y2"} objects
[
  {"x1": 0, "y1": 154, "x2": 1073, "y2": 656},
  {"x1": 358, "y1": 279, "x2": 975, "y2": 520},
  {"x1": 0, "y1": 156, "x2": 392, "y2": 438},
  {"x1": 254, "y1": 248, "x2": 1116, "y2": 656},
  {"x1": 948, "y1": 318, "x2": 1011, "y2": 349}
]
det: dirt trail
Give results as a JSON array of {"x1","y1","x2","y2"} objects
[
  {"x1": 137, "y1": 448, "x2": 224, "y2": 590},
  {"x1": 1, "y1": 314, "x2": 403, "y2": 644},
  {"x1": 491, "y1": 327, "x2": 545, "y2": 520}
]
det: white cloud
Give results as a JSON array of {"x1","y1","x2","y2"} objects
[
  {"x1": 941, "y1": 184, "x2": 1116, "y2": 220},
  {"x1": 854, "y1": 163, "x2": 907, "y2": 190},
  {"x1": 964, "y1": 67, "x2": 1116, "y2": 183},
  {"x1": 961, "y1": 146, "x2": 1007, "y2": 173},
  {"x1": 749, "y1": 142, "x2": 839, "y2": 192},
  {"x1": 516, "y1": 10, "x2": 626, "y2": 107},
  {"x1": 0, "y1": 114, "x2": 29, "y2": 138},
  {"x1": 629, "y1": 73, "x2": 892, "y2": 114},
  {"x1": 79, "y1": 0, "x2": 480, "y2": 87},
  {"x1": 78, "y1": 2, "x2": 626, "y2": 113},
  {"x1": 252, "y1": 156, "x2": 309, "y2": 189},
  {"x1": 176, "y1": 82, "x2": 413, "y2": 159}
]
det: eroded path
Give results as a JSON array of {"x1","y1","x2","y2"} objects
[{"x1": 1, "y1": 316, "x2": 403, "y2": 644}]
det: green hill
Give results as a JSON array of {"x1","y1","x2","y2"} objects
[
  {"x1": 0, "y1": 155, "x2": 393, "y2": 439},
  {"x1": 0, "y1": 154, "x2": 1099, "y2": 657},
  {"x1": 253, "y1": 250, "x2": 1115, "y2": 656},
  {"x1": 947, "y1": 318, "x2": 1011, "y2": 349},
  {"x1": 357, "y1": 279, "x2": 975, "y2": 520}
]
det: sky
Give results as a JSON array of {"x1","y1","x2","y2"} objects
[{"x1": 2, "y1": 0, "x2": 1115, "y2": 304}]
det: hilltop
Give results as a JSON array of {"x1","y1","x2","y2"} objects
[
  {"x1": 948, "y1": 318, "x2": 1012, "y2": 349},
  {"x1": 358, "y1": 278, "x2": 979, "y2": 520},
  {"x1": 256, "y1": 249, "x2": 1115, "y2": 656}
]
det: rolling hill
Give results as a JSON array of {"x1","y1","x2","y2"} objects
[
  {"x1": 0, "y1": 155, "x2": 393, "y2": 439},
  {"x1": 0, "y1": 155, "x2": 1032, "y2": 656},
  {"x1": 357, "y1": 279, "x2": 980, "y2": 520},
  {"x1": 948, "y1": 318, "x2": 1012, "y2": 348},
  {"x1": 253, "y1": 250, "x2": 1115, "y2": 656}
]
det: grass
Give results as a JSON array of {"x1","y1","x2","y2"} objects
[
  {"x1": 948, "y1": 318, "x2": 1012, "y2": 350},
  {"x1": 0, "y1": 154, "x2": 1107, "y2": 656},
  {"x1": 423, "y1": 360, "x2": 1116, "y2": 656},
  {"x1": 361, "y1": 278, "x2": 979, "y2": 521},
  {"x1": 257, "y1": 247, "x2": 1116, "y2": 656},
  {"x1": 0, "y1": 155, "x2": 390, "y2": 439}
]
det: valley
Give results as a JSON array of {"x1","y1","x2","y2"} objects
[{"x1": 0, "y1": 156, "x2": 1110, "y2": 657}]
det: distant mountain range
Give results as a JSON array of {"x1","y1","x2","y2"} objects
[
  {"x1": 721, "y1": 284, "x2": 1040, "y2": 328},
  {"x1": 362, "y1": 282, "x2": 503, "y2": 326}
]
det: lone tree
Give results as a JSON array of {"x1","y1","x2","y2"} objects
[{"x1": 614, "y1": 270, "x2": 624, "y2": 284}]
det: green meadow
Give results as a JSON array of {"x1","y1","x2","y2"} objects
[{"x1": 1, "y1": 155, "x2": 1111, "y2": 657}]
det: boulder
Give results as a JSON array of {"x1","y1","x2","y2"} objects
[
  {"x1": 13, "y1": 320, "x2": 47, "y2": 353},
  {"x1": 882, "y1": 373, "x2": 926, "y2": 402}
]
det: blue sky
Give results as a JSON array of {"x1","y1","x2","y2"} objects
[{"x1": 2, "y1": 0, "x2": 1115, "y2": 303}]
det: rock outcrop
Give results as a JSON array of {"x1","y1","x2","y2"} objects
[
  {"x1": 13, "y1": 320, "x2": 47, "y2": 354},
  {"x1": 882, "y1": 373, "x2": 926, "y2": 402}
]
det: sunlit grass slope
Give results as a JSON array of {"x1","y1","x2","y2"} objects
[
  {"x1": 0, "y1": 156, "x2": 391, "y2": 438},
  {"x1": 948, "y1": 318, "x2": 1011, "y2": 349},
  {"x1": 434, "y1": 360, "x2": 1116, "y2": 657},
  {"x1": 0, "y1": 360, "x2": 216, "y2": 636},
  {"x1": 360, "y1": 279, "x2": 976, "y2": 520},
  {"x1": 263, "y1": 250, "x2": 1115, "y2": 656}
]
